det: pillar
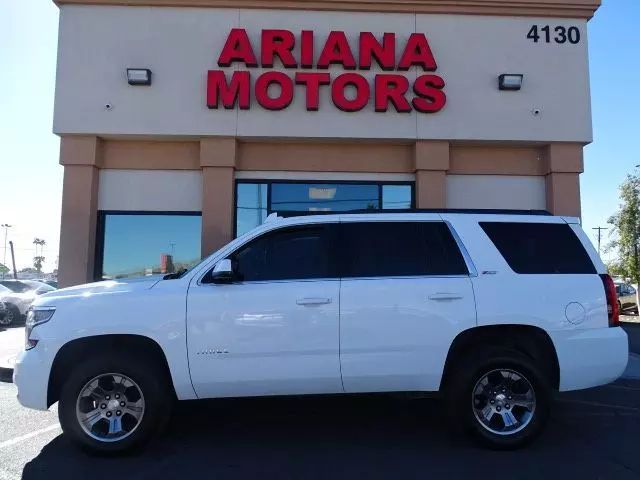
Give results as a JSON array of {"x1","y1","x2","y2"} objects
[
  {"x1": 543, "y1": 143, "x2": 584, "y2": 217},
  {"x1": 58, "y1": 136, "x2": 102, "y2": 287},
  {"x1": 200, "y1": 138, "x2": 237, "y2": 257},
  {"x1": 414, "y1": 141, "x2": 450, "y2": 208}
]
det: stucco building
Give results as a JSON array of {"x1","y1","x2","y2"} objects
[{"x1": 53, "y1": 0, "x2": 601, "y2": 286}]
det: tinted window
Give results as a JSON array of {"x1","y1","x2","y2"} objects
[
  {"x1": 340, "y1": 222, "x2": 468, "y2": 278},
  {"x1": 480, "y1": 222, "x2": 595, "y2": 274},
  {"x1": 231, "y1": 225, "x2": 335, "y2": 282}
]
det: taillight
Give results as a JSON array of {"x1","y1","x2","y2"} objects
[{"x1": 600, "y1": 274, "x2": 619, "y2": 327}]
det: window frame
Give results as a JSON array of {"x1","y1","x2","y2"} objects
[
  {"x1": 94, "y1": 210, "x2": 203, "y2": 281},
  {"x1": 234, "y1": 179, "x2": 415, "y2": 237}
]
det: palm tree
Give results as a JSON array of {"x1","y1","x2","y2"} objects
[{"x1": 32, "y1": 238, "x2": 46, "y2": 273}]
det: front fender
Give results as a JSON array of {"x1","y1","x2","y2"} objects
[{"x1": 31, "y1": 280, "x2": 196, "y2": 401}]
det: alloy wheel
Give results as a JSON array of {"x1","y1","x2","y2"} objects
[
  {"x1": 75, "y1": 373, "x2": 146, "y2": 442},
  {"x1": 0, "y1": 307, "x2": 15, "y2": 326},
  {"x1": 471, "y1": 369, "x2": 536, "y2": 436}
]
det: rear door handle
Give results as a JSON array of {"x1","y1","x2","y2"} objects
[
  {"x1": 428, "y1": 293, "x2": 463, "y2": 301},
  {"x1": 297, "y1": 297, "x2": 332, "y2": 306}
]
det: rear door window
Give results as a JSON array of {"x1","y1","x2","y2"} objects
[
  {"x1": 480, "y1": 222, "x2": 596, "y2": 274},
  {"x1": 340, "y1": 221, "x2": 468, "y2": 278}
]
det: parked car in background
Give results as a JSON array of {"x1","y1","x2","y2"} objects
[
  {"x1": 0, "y1": 301, "x2": 7, "y2": 326},
  {"x1": 615, "y1": 282, "x2": 638, "y2": 314},
  {"x1": 0, "y1": 280, "x2": 56, "y2": 325}
]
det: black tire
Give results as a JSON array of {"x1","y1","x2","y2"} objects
[
  {"x1": 58, "y1": 352, "x2": 173, "y2": 454},
  {"x1": 445, "y1": 348, "x2": 551, "y2": 450},
  {"x1": 1, "y1": 304, "x2": 21, "y2": 326}
]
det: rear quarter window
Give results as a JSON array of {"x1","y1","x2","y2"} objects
[{"x1": 480, "y1": 222, "x2": 596, "y2": 274}]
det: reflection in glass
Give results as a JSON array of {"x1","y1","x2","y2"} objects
[
  {"x1": 100, "y1": 214, "x2": 202, "y2": 280},
  {"x1": 271, "y1": 183, "x2": 379, "y2": 212},
  {"x1": 236, "y1": 183, "x2": 268, "y2": 236},
  {"x1": 234, "y1": 181, "x2": 414, "y2": 238},
  {"x1": 382, "y1": 185, "x2": 412, "y2": 210}
]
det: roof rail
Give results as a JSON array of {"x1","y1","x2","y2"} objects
[{"x1": 276, "y1": 209, "x2": 552, "y2": 218}]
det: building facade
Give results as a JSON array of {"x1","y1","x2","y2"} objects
[{"x1": 53, "y1": 0, "x2": 601, "y2": 286}]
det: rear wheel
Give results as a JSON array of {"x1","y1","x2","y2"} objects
[
  {"x1": 58, "y1": 353, "x2": 172, "y2": 454},
  {"x1": 447, "y1": 349, "x2": 551, "y2": 449}
]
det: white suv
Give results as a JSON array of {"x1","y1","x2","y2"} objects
[{"x1": 13, "y1": 212, "x2": 628, "y2": 453}]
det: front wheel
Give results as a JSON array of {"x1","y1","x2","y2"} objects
[
  {"x1": 447, "y1": 350, "x2": 551, "y2": 449},
  {"x1": 58, "y1": 353, "x2": 172, "y2": 454}
]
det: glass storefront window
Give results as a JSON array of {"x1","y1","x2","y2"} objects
[
  {"x1": 271, "y1": 183, "x2": 380, "y2": 212},
  {"x1": 98, "y1": 213, "x2": 202, "y2": 280},
  {"x1": 236, "y1": 183, "x2": 268, "y2": 237},
  {"x1": 235, "y1": 180, "x2": 414, "y2": 237},
  {"x1": 382, "y1": 184, "x2": 412, "y2": 210}
]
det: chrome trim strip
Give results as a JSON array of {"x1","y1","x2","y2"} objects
[{"x1": 444, "y1": 220, "x2": 478, "y2": 277}]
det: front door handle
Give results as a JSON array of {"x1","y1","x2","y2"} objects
[
  {"x1": 297, "y1": 297, "x2": 332, "y2": 306},
  {"x1": 429, "y1": 293, "x2": 463, "y2": 301}
]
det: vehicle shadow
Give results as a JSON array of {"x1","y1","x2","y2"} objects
[{"x1": 21, "y1": 390, "x2": 640, "y2": 479}]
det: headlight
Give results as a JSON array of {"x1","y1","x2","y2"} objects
[{"x1": 25, "y1": 307, "x2": 55, "y2": 350}]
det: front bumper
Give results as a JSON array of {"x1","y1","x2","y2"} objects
[
  {"x1": 550, "y1": 327, "x2": 629, "y2": 391},
  {"x1": 13, "y1": 346, "x2": 53, "y2": 411}
]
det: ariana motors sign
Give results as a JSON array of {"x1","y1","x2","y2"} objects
[{"x1": 206, "y1": 29, "x2": 446, "y2": 114}]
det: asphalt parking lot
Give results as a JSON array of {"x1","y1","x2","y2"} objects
[{"x1": 0, "y1": 323, "x2": 639, "y2": 480}]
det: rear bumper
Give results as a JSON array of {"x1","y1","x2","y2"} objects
[{"x1": 549, "y1": 327, "x2": 629, "y2": 391}]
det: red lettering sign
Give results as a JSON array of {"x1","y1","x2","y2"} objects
[
  {"x1": 255, "y1": 71, "x2": 294, "y2": 110},
  {"x1": 208, "y1": 29, "x2": 446, "y2": 113},
  {"x1": 207, "y1": 70, "x2": 250, "y2": 109},
  {"x1": 317, "y1": 31, "x2": 357, "y2": 70},
  {"x1": 217, "y1": 28, "x2": 258, "y2": 68},
  {"x1": 295, "y1": 72, "x2": 330, "y2": 111}
]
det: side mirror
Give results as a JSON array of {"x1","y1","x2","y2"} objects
[{"x1": 209, "y1": 259, "x2": 234, "y2": 284}]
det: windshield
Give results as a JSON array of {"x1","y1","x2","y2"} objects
[{"x1": 0, "y1": 281, "x2": 31, "y2": 293}]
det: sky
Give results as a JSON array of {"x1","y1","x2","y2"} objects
[{"x1": 0, "y1": 0, "x2": 639, "y2": 272}]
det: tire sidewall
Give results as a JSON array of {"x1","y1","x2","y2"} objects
[
  {"x1": 58, "y1": 354, "x2": 171, "y2": 454},
  {"x1": 450, "y1": 352, "x2": 551, "y2": 450}
]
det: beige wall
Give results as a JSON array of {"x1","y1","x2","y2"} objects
[
  {"x1": 57, "y1": 136, "x2": 585, "y2": 286},
  {"x1": 54, "y1": 6, "x2": 594, "y2": 143}
]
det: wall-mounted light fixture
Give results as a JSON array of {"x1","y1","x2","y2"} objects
[
  {"x1": 498, "y1": 74, "x2": 523, "y2": 91},
  {"x1": 126, "y1": 68, "x2": 152, "y2": 86}
]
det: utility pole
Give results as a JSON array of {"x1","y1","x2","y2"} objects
[
  {"x1": 1, "y1": 224, "x2": 11, "y2": 279},
  {"x1": 9, "y1": 241, "x2": 17, "y2": 280},
  {"x1": 593, "y1": 226, "x2": 608, "y2": 255}
]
